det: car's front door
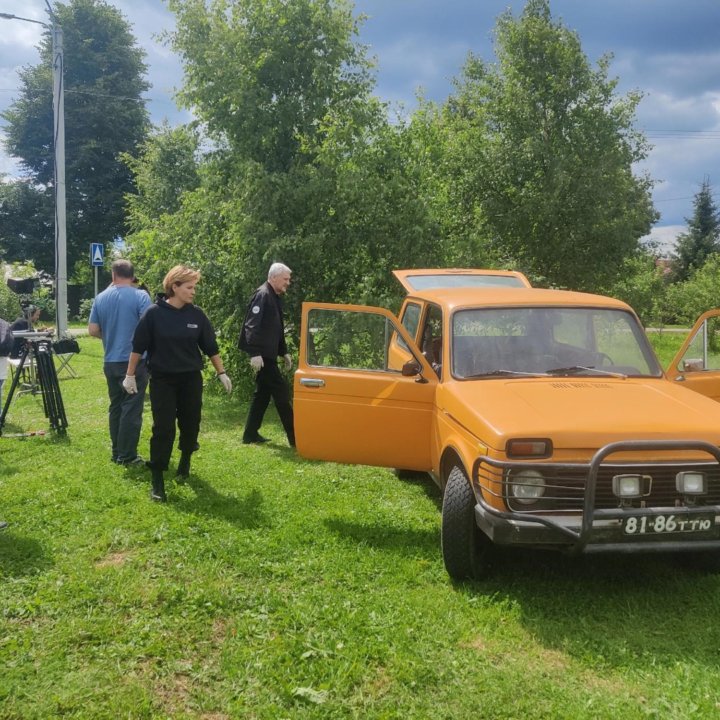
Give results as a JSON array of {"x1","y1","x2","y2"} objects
[
  {"x1": 295, "y1": 302, "x2": 437, "y2": 470},
  {"x1": 668, "y1": 309, "x2": 720, "y2": 402}
]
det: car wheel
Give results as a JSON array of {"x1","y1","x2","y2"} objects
[{"x1": 441, "y1": 465, "x2": 492, "y2": 580}]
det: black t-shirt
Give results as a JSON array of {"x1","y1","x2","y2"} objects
[{"x1": 131, "y1": 299, "x2": 219, "y2": 374}]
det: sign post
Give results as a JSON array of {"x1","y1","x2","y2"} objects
[{"x1": 90, "y1": 243, "x2": 104, "y2": 297}]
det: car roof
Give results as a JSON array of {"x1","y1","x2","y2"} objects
[{"x1": 403, "y1": 286, "x2": 635, "y2": 312}]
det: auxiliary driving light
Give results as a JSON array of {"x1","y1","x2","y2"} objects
[
  {"x1": 676, "y1": 471, "x2": 707, "y2": 495},
  {"x1": 510, "y1": 469, "x2": 546, "y2": 505},
  {"x1": 612, "y1": 474, "x2": 649, "y2": 499}
]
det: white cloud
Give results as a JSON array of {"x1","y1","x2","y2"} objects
[{"x1": 642, "y1": 224, "x2": 685, "y2": 256}]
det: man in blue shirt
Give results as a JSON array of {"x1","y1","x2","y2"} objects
[{"x1": 88, "y1": 259, "x2": 151, "y2": 465}]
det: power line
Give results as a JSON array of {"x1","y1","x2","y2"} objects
[
  {"x1": 0, "y1": 86, "x2": 177, "y2": 105},
  {"x1": 644, "y1": 130, "x2": 720, "y2": 141}
]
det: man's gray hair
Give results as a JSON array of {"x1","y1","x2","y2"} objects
[
  {"x1": 268, "y1": 262, "x2": 292, "y2": 279},
  {"x1": 112, "y1": 258, "x2": 134, "y2": 279}
]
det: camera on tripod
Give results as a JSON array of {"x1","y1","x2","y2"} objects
[{"x1": 1, "y1": 275, "x2": 69, "y2": 436}]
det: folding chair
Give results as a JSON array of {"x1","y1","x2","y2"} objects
[
  {"x1": 52, "y1": 338, "x2": 80, "y2": 379},
  {"x1": 8, "y1": 352, "x2": 39, "y2": 395}
]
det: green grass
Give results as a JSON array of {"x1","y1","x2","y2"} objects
[
  {"x1": 2, "y1": 337, "x2": 720, "y2": 718},
  {"x1": 646, "y1": 328, "x2": 686, "y2": 367}
]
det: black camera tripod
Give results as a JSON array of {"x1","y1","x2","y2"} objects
[{"x1": 0, "y1": 338, "x2": 68, "y2": 436}]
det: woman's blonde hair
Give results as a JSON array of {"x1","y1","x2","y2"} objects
[{"x1": 163, "y1": 265, "x2": 201, "y2": 297}]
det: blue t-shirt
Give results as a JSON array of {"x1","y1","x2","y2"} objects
[{"x1": 89, "y1": 284, "x2": 151, "y2": 362}]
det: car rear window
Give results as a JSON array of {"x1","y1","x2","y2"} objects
[{"x1": 405, "y1": 274, "x2": 526, "y2": 290}]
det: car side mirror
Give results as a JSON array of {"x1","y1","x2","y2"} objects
[
  {"x1": 402, "y1": 360, "x2": 421, "y2": 377},
  {"x1": 401, "y1": 360, "x2": 429, "y2": 383},
  {"x1": 683, "y1": 358, "x2": 704, "y2": 373}
]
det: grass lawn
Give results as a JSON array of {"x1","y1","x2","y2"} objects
[
  {"x1": 646, "y1": 328, "x2": 687, "y2": 367},
  {"x1": 2, "y1": 336, "x2": 720, "y2": 719}
]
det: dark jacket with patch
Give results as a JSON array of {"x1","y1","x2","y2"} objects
[
  {"x1": 238, "y1": 281, "x2": 287, "y2": 360},
  {"x1": 131, "y1": 298, "x2": 219, "y2": 374}
]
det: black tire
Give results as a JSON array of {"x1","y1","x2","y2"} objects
[{"x1": 441, "y1": 465, "x2": 492, "y2": 580}]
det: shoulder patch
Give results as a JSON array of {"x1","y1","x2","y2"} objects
[{"x1": 252, "y1": 305, "x2": 260, "y2": 314}]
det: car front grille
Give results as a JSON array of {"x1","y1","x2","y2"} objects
[{"x1": 476, "y1": 461, "x2": 720, "y2": 514}]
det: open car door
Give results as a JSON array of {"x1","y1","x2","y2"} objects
[
  {"x1": 294, "y1": 302, "x2": 437, "y2": 470},
  {"x1": 668, "y1": 309, "x2": 720, "y2": 403}
]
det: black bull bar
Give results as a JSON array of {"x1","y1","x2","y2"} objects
[{"x1": 471, "y1": 440, "x2": 720, "y2": 555}]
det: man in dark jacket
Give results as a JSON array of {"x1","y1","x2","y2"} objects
[{"x1": 239, "y1": 263, "x2": 295, "y2": 446}]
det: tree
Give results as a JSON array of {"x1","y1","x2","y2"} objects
[
  {"x1": 0, "y1": 179, "x2": 54, "y2": 271},
  {"x1": 123, "y1": 123, "x2": 201, "y2": 232},
  {"x1": 664, "y1": 254, "x2": 720, "y2": 325},
  {"x1": 167, "y1": 0, "x2": 373, "y2": 173},
  {"x1": 671, "y1": 178, "x2": 720, "y2": 281},
  {"x1": 2, "y1": 0, "x2": 150, "y2": 276},
  {"x1": 126, "y1": 0, "x2": 442, "y2": 388},
  {"x1": 430, "y1": 0, "x2": 657, "y2": 290}
]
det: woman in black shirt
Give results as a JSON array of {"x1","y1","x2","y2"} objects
[{"x1": 124, "y1": 265, "x2": 232, "y2": 502}]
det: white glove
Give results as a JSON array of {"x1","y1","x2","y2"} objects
[
  {"x1": 284, "y1": 353, "x2": 293, "y2": 372},
  {"x1": 122, "y1": 375, "x2": 138, "y2": 394},
  {"x1": 250, "y1": 356, "x2": 264, "y2": 373},
  {"x1": 218, "y1": 372, "x2": 232, "y2": 394}
]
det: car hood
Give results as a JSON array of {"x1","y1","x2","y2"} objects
[{"x1": 440, "y1": 377, "x2": 720, "y2": 450}]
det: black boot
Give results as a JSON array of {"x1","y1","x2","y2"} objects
[
  {"x1": 151, "y1": 468, "x2": 166, "y2": 503},
  {"x1": 176, "y1": 451, "x2": 192, "y2": 480}
]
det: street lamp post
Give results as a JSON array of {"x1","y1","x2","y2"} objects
[{"x1": 0, "y1": 10, "x2": 67, "y2": 339}]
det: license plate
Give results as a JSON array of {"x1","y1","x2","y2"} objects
[{"x1": 622, "y1": 513, "x2": 716, "y2": 535}]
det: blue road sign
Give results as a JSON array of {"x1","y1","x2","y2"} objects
[{"x1": 90, "y1": 243, "x2": 104, "y2": 267}]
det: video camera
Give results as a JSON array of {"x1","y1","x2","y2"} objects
[{"x1": 6, "y1": 277, "x2": 37, "y2": 295}]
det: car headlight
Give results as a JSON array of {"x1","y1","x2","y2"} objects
[
  {"x1": 676, "y1": 471, "x2": 707, "y2": 495},
  {"x1": 612, "y1": 474, "x2": 651, "y2": 499},
  {"x1": 509, "y1": 469, "x2": 546, "y2": 505}
]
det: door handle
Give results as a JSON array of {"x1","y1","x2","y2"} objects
[{"x1": 300, "y1": 378, "x2": 325, "y2": 388}]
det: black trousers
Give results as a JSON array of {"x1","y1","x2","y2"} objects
[
  {"x1": 243, "y1": 358, "x2": 295, "y2": 444},
  {"x1": 149, "y1": 370, "x2": 203, "y2": 471}
]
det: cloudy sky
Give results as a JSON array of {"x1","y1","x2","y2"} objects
[{"x1": 2, "y1": 0, "x2": 720, "y2": 252}]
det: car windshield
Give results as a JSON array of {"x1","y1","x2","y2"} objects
[{"x1": 452, "y1": 307, "x2": 662, "y2": 379}]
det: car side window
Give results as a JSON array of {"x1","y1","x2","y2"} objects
[
  {"x1": 419, "y1": 305, "x2": 443, "y2": 378},
  {"x1": 307, "y1": 307, "x2": 406, "y2": 372},
  {"x1": 681, "y1": 317, "x2": 720, "y2": 372},
  {"x1": 397, "y1": 302, "x2": 421, "y2": 351}
]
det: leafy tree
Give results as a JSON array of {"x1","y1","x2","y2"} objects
[
  {"x1": 167, "y1": 0, "x2": 373, "y2": 173},
  {"x1": 123, "y1": 123, "x2": 201, "y2": 232},
  {"x1": 126, "y1": 0, "x2": 442, "y2": 390},
  {"x1": 430, "y1": 0, "x2": 657, "y2": 290},
  {"x1": 663, "y1": 254, "x2": 720, "y2": 325},
  {"x1": 671, "y1": 178, "x2": 720, "y2": 281},
  {"x1": 2, "y1": 0, "x2": 150, "y2": 276},
  {"x1": 0, "y1": 263, "x2": 23, "y2": 322},
  {"x1": 602, "y1": 249, "x2": 668, "y2": 325},
  {"x1": 0, "y1": 180, "x2": 54, "y2": 271}
]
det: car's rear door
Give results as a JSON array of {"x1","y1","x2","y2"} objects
[
  {"x1": 668, "y1": 309, "x2": 720, "y2": 402},
  {"x1": 295, "y1": 302, "x2": 437, "y2": 470}
]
